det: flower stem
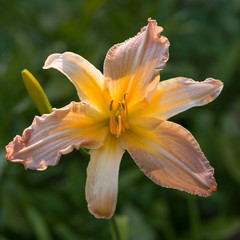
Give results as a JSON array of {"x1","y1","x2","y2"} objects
[
  {"x1": 188, "y1": 196, "x2": 200, "y2": 240},
  {"x1": 79, "y1": 147, "x2": 90, "y2": 159},
  {"x1": 111, "y1": 216, "x2": 121, "y2": 240}
]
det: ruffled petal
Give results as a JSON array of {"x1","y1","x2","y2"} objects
[
  {"x1": 136, "y1": 77, "x2": 223, "y2": 120},
  {"x1": 120, "y1": 118, "x2": 217, "y2": 197},
  {"x1": 104, "y1": 18, "x2": 169, "y2": 107},
  {"x1": 86, "y1": 134, "x2": 124, "y2": 219},
  {"x1": 44, "y1": 52, "x2": 110, "y2": 112},
  {"x1": 6, "y1": 102, "x2": 108, "y2": 170}
]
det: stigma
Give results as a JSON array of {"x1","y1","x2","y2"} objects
[{"x1": 109, "y1": 93, "x2": 130, "y2": 137}]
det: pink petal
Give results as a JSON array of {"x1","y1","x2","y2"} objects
[
  {"x1": 6, "y1": 102, "x2": 108, "y2": 170},
  {"x1": 86, "y1": 134, "x2": 124, "y2": 219},
  {"x1": 104, "y1": 18, "x2": 169, "y2": 107},
  {"x1": 134, "y1": 77, "x2": 223, "y2": 120},
  {"x1": 44, "y1": 52, "x2": 110, "y2": 112},
  {"x1": 120, "y1": 118, "x2": 217, "y2": 197}
]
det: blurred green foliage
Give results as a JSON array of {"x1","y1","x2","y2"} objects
[{"x1": 1, "y1": 0, "x2": 240, "y2": 239}]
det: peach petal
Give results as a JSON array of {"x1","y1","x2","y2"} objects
[
  {"x1": 120, "y1": 119, "x2": 217, "y2": 197},
  {"x1": 6, "y1": 102, "x2": 108, "y2": 170},
  {"x1": 44, "y1": 52, "x2": 110, "y2": 112},
  {"x1": 146, "y1": 77, "x2": 223, "y2": 120},
  {"x1": 132, "y1": 77, "x2": 223, "y2": 120},
  {"x1": 104, "y1": 18, "x2": 169, "y2": 106},
  {"x1": 86, "y1": 134, "x2": 124, "y2": 219}
]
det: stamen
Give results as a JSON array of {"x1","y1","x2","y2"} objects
[
  {"x1": 124, "y1": 93, "x2": 130, "y2": 129},
  {"x1": 117, "y1": 115, "x2": 122, "y2": 137},
  {"x1": 109, "y1": 112, "x2": 113, "y2": 134},
  {"x1": 109, "y1": 93, "x2": 130, "y2": 137},
  {"x1": 121, "y1": 103, "x2": 126, "y2": 133},
  {"x1": 113, "y1": 114, "x2": 117, "y2": 134},
  {"x1": 110, "y1": 100, "x2": 114, "y2": 110},
  {"x1": 109, "y1": 111, "x2": 114, "y2": 134},
  {"x1": 117, "y1": 103, "x2": 123, "y2": 137}
]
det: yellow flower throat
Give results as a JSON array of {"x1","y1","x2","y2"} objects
[{"x1": 109, "y1": 93, "x2": 130, "y2": 137}]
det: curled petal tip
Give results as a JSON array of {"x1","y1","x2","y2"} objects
[
  {"x1": 147, "y1": 17, "x2": 157, "y2": 25},
  {"x1": 201, "y1": 181, "x2": 217, "y2": 197},
  {"x1": 42, "y1": 53, "x2": 61, "y2": 69},
  {"x1": 205, "y1": 78, "x2": 224, "y2": 92},
  {"x1": 147, "y1": 18, "x2": 164, "y2": 35},
  {"x1": 202, "y1": 78, "x2": 223, "y2": 103},
  {"x1": 209, "y1": 182, "x2": 218, "y2": 195},
  {"x1": 205, "y1": 78, "x2": 223, "y2": 86}
]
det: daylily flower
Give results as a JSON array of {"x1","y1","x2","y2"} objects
[{"x1": 6, "y1": 18, "x2": 223, "y2": 219}]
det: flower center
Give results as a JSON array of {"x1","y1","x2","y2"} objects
[{"x1": 109, "y1": 93, "x2": 130, "y2": 137}]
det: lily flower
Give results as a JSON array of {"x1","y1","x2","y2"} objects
[{"x1": 6, "y1": 18, "x2": 223, "y2": 219}]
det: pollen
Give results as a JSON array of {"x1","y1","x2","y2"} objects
[{"x1": 109, "y1": 93, "x2": 130, "y2": 137}]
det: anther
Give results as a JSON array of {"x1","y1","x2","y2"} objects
[{"x1": 110, "y1": 100, "x2": 114, "y2": 110}]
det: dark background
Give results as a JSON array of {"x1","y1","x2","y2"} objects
[{"x1": 0, "y1": 0, "x2": 240, "y2": 239}]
